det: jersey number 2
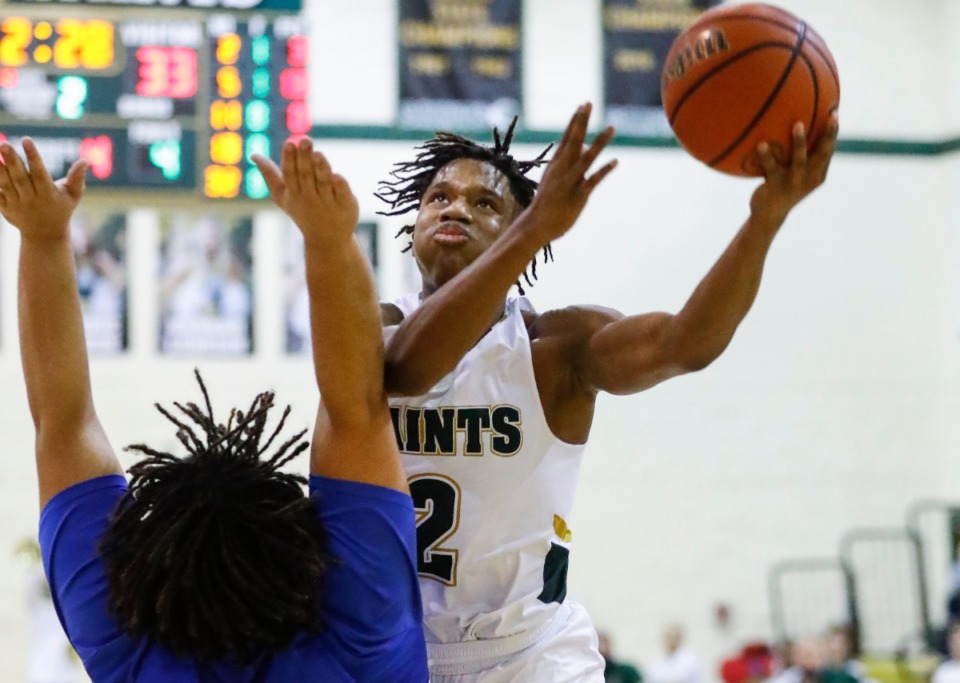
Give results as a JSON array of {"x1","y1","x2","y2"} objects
[{"x1": 409, "y1": 474, "x2": 461, "y2": 585}]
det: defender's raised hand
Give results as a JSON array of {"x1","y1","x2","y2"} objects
[
  {"x1": 524, "y1": 102, "x2": 617, "y2": 241},
  {"x1": 252, "y1": 137, "x2": 359, "y2": 246},
  {"x1": 0, "y1": 138, "x2": 87, "y2": 242},
  {"x1": 750, "y1": 112, "x2": 839, "y2": 225}
]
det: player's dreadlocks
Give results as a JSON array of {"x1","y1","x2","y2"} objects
[
  {"x1": 376, "y1": 117, "x2": 553, "y2": 293},
  {"x1": 99, "y1": 370, "x2": 332, "y2": 664}
]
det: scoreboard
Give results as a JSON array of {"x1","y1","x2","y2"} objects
[{"x1": 0, "y1": 5, "x2": 307, "y2": 199}]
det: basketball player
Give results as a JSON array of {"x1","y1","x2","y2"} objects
[
  {"x1": 378, "y1": 102, "x2": 839, "y2": 681},
  {"x1": 1, "y1": 136, "x2": 427, "y2": 681}
]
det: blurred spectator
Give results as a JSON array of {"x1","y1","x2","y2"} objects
[
  {"x1": 720, "y1": 642, "x2": 775, "y2": 683},
  {"x1": 775, "y1": 639, "x2": 795, "y2": 674},
  {"x1": 767, "y1": 636, "x2": 858, "y2": 683},
  {"x1": 598, "y1": 630, "x2": 642, "y2": 683},
  {"x1": 647, "y1": 624, "x2": 702, "y2": 683},
  {"x1": 768, "y1": 637, "x2": 824, "y2": 683},
  {"x1": 824, "y1": 623, "x2": 876, "y2": 683},
  {"x1": 932, "y1": 623, "x2": 960, "y2": 683}
]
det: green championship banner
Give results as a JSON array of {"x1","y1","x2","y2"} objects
[
  {"x1": 398, "y1": 0, "x2": 522, "y2": 132},
  {"x1": 603, "y1": 0, "x2": 719, "y2": 136}
]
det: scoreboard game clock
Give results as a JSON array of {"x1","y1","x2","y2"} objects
[{"x1": 0, "y1": 0, "x2": 306, "y2": 199}]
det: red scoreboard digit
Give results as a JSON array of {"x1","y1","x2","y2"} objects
[{"x1": 136, "y1": 46, "x2": 198, "y2": 99}]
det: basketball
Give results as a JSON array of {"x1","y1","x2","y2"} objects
[{"x1": 660, "y1": 3, "x2": 840, "y2": 177}]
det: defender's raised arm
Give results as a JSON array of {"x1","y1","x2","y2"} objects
[
  {"x1": 0, "y1": 139, "x2": 122, "y2": 507},
  {"x1": 254, "y1": 139, "x2": 405, "y2": 491}
]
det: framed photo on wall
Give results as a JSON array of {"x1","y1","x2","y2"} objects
[
  {"x1": 158, "y1": 213, "x2": 254, "y2": 355},
  {"x1": 285, "y1": 220, "x2": 378, "y2": 355},
  {"x1": 72, "y1": 212, "x2": 128, "y2": 354}
]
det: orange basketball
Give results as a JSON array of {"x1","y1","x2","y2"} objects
[{"x1": 660, "y1": 3, "x2": 839, "y2": 177}]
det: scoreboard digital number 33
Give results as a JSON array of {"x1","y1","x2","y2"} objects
[{"x1": 0, "y1": 7, "x2": 308, "y2": 200}]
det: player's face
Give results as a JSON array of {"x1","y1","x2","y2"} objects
[{"x1": 412, "y1": 158, "x2": 521, "y2": 293}]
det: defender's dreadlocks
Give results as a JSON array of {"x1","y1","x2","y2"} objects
[
  {"x1": 99, "y1": 370, "x2": 332, "y2": 664},
  {"x1": 376, "y1": 117, "x2": 552, "y2": 293}
]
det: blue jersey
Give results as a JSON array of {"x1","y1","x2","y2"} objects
[{"x1": 39, "y1": 474, "x2": 428, "y2": 683}]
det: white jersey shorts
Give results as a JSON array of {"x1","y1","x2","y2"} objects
[{"x1": 427, "y1": 601, "x2": 605, "y2": 683}]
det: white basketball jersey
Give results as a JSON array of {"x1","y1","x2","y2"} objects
[{"x1": 387, "y1": 293, "x2": 587, "y2": 645}]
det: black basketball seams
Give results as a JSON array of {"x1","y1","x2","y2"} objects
[
  {"x1": 803, "y1": 33, "x2": 840, "y2": 91},
  {"x1": 707, "y1": 21, "x2": 808, "y2": 169},
  {"x1": 663, "y1": 5, "x2": 839, "y2": 175},
  {"x1": 797, "y1": 52, "x2": 820, "y2": 139},
  {"x1": 698, "y1": 11, "x2": 839, "y2": 89},
  {"x1": 667, "y1": 41, "x2": 797, "y2": 125}
]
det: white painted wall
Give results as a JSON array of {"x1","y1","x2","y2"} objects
[
  {"x1": 0, "y1": 0, "x2": 958, "y2": 679},
  {"x1": 312, "y1": 0, "x2": 960, "y2": 139}
]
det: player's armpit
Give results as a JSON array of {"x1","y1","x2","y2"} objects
[{"x1": 380, "y1": 303, "x2": 404, "y2": 327}]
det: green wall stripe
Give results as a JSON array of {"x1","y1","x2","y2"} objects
[{"x1": 311, "y1": 124, "x2": 960, "y2": 157}]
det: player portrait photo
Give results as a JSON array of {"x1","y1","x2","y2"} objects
[
  {"x1": 158, "y1": 213, "x2": 254, "y2": 355},
  {"x1": 72, "y1": 212, "x2": 128, "y2": 354},
  {"x1": 284, "y1": 219, "x2": 378, "y2": 354}
]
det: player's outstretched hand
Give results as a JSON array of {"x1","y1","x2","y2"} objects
[
  {"x1": 750, "y1": 112, "x2": 839, "y2": 225},
  {"x1": 252, "y1": 137, "x2": 359, "y2": 247},
  {"x1": 0, "y1": 138, "x2": 87, "y2": 243},
  {"x1": 524, "y1": 102, "x2": 617, "y2": 241}
]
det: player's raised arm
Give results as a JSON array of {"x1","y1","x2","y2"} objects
[
  {"x1": 253, "y1": 140, "x2": 405, "y2": 491},
  {"x1": 383, "y1": 103, "x2": 617, "y2": 396},
  {"x1": 0, "y1": 139, "x2": 123, "y2": 508},
  {"x1": 572, "y1": 114, "x2": 840, "y2": 397}
]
